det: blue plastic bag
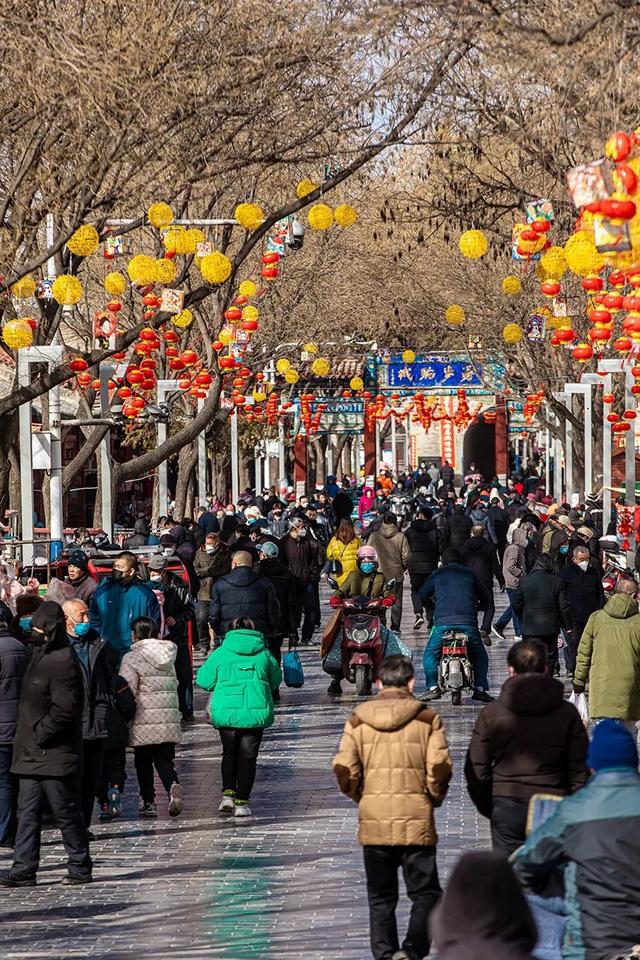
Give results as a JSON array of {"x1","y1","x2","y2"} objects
[{"x1": 283, "y1": 646, "x2": 305, "y2": 688}]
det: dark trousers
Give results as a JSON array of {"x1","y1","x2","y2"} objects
[
  {"x1": 196, "y1": 599, "x2": 211, "y2": 647},
  {"x1": 390, "y1": 581, "x2": 404, "y2": 632},
  {"x1": 491, "y1": 796, "x2": 529, "y2": 857},
  {"x1": 409, "y1": 570, "x2": 434, "y2": 617},
  {"x1": 522, "y1": 634, "x2": 558, "y2": 675},
  {"x1": 12, "y1": 775, "x2": 92, "y2": 881},
  {"x1": 363, "y1": 845, "x2": 441, "y2": 960},
  {"x1": 293, "y1": 583, "x2": 316, "y2": 642},
  {"x1": 219, "y1": 728, "x2": 263, "y2": 801},
  {"x1": 567, "y1": 621, "x2": 587, "y2": 673},
  {"x1": 133, "y1": 743, "x2": 179, "y2": 804},
  {"x1": 174, "y1": 641, "x2": 194, "y2": 718},
  {"x1": 480, "y1": 593, "x2": 495, "y2": 635},
  {"x1": 0, "y1": 743, "x2": 16, "y2": 845},
  {"x1": 80, "y1": 740, "x2": 105, "y2": 828},
  {"x1": 96, "y1": 746, "x2": 127, "y2": 805},
  {"x1": 267, "y1": 634, "x2": 284, "y2": 667},
  {"x1": 313, "y1": 581, "x2": 321, "y2": 627}
]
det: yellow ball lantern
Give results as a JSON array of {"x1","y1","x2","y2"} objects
[
  {"x1": 163, "y1": 226, "x2": 190, "y2": 255},
  {"x1": 218, "y1": 327, "x2": 236, "y2": 345},
  {"x1": 311, "y1": 357, "x2": 331, "y2": 377},
  {"x1": 10, "y1": 275, "x2": 36, "y2": 299},
  {"x1": 242, "y1": 305, "x2": 259, "y2": 321},
  {"x1": 401, "y1": 349, "x2": 416, "y2": 364},
  {"x1": 540, "y1": 246, "x2": 567, "y2": 281},
  {"x1": 503, "y1": 323, "x2": 524, "y2": 345},
  {"x1": 334, "y1": 204, "x2": 357, "y2": 228},
  {"x1": 350, "y1": 376, "x2": 364, "y2": 391},
  {"x1": 253, "y1": 390, "x2": 267, "y2": 403},
  {"x1": 52, "y1": 274, "x2": 83, "y2": 305},
  {"x1": 172, "y1": 309, "x2": 193, "y2": 328},
  {"x1": 67, "y1": 224, "x2": 100, "y2": 257},
  {"x1": 285, "y1": 368, "x2": 300, "y2": 384},
  {"x1": 276, "y1": 357, "x2": 291, "y2": 374},
  {"x1": 296, "y1": 179, "x2": 317, "y2": 199},
  {"x1": 2, "y1": 319, "x2": 34, "y2": 349},
  {"x1": 148, "y1": 202, "x2": 174, "y2": 228},
  {"x1": 308, "y1": 203, "x2": 334, "y2": 230},
  {"x1": 445, "y1": 304, "x2": 465, "y2": 326},
  {"x1": 564, "y1": 231, "x2": 603, "y2": 277},
  {"x1": 154, "y1": 258, "x2": 177, "y2": 285},
  {"x1": 459, "y1": 229, "x2": 488, "y2": 259},
  {"x1": 200, "y1": 252, "x2": 232, "y2": 284},
  {"x1": 127, "y1": 255, "x2": 157, "y2": 286},
  {"x1": 182, "y1": 228, "x2": 205, "y2": 255},
  {"x1": 303, "y1": 341, "x2": 318, "y2": 354},
  {"x1": 234, "y1": 203, "x2": 264, "y2": 231},
  {"x1": 502, "y1": 276, "x2": 522, "y2": 296},
  {"x1": 239, "y1": 279, "x2": 257, "y2": 298},
  {"x1": 104, "y1": 272, "x2": 126, "y2": 296}
]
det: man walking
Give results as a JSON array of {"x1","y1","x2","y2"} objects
[
  {"x1": 193, "y1": 531, "x2": 231, "y2": 651},
  {"x1": 368, "y1": 514, "x2": 411, "y2": 632},
  {"x1": 492, "y1": 526, "x2": 529, "y2": 641},
  {"x1": 62, "y1": 599, "x2": 114, "y2": 832},
  {"x1": 90, "y1": 551, "x2": 160, "y2": 659},
  {"x1": 461, "y1": 524, "x2": 505, "y2": 643},
  {"x1": 209, "y1": 551, "x2": 280, "y2": 640},
  {"x1": 405, "y1": 507, "x2": 440, "y2": 630},
  {"x1": 0, "y1": 602, "x2": 92, "y2": 887},
  {"x1": 559, "y1": 543, "x2": 605, "y2": 674},
  {"x1": 511, "y1": 554, "x2": 571, "y2": 675},
  {"x1": 279, "y1": 517, "x2": 324, "y2": 644},
  {"x1": 147, "y1": 556, "x2": 196, "y2": 721},
  {"x1": 333, "y1": 656, "x2": 452, "y2": 960},
  {"x1": 573, "y1": 577, "x2": 640, "y2": 733},
  {"x1": 0, "y1": 608, "x2": 29, "y2": 847},
  {"x1": 465, "y1": 639, "x2": 588, "y2": 855}
]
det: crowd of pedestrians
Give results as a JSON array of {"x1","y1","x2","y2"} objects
[{"x1": 1, "y1": 462, "x2": 640, "y2": 960}]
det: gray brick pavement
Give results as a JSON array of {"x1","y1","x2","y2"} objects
[{"x1": 0, "y1": 582, "x2": 515, "y2": 960}]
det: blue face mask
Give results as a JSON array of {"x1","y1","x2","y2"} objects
[
  {"x1": 559, "y1": 544, "x2": 569, "y2": 555},
  {"x1": 360, "y1": 562, "x2": 376, "y2": 574},
  {"x1": 19, "y1": 616, "x2": 32, "y2": 631},
  {"x1": 73, "y1": 622, "x2": 91, "y2": 637}
]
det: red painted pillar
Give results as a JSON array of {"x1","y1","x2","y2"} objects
[
  {"x1": 293, "y1": 437, "x2": 307, "y2": 490},
  {"x1": 364, "y1": 422, "x2": 376, "y2": 483},
  {"x1": 495, "y1": 394, "x2": 509, "y2": 484}
]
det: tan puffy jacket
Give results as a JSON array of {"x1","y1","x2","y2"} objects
[
  {"x1": 119, "y1": 638, "x2": 181, "y2": 747},
  {"x1": 332, "y1": 688, "x2": 452, "y2": 845}
]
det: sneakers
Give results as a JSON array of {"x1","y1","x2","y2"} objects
[
  {"x1": 481, "y1": 630, "x2": 492, "y2": 647},
  {"x1": 108, "y1": 786, "x2": 121, "y2": 819},
  {"x1": 234, "y1": 802, "x2": 252, "y2": 819},
  {"x1": 139, "y1": 801, "x2": 158, "y2": 818},
  {"x1": 62, "y1": 875, "x2": 93, "y2": 886},
  {"x1": 168, "y1": 783, "x2": 183, "y2": 818},
  {"x1": 420, "y1": 687, "x2": 442, "y2": 702},
  {"x1": 0, "y1": 872, "x2": 36, "y2": 887},
  {"x1": 413, "y1": 614, "x2": 425, "y2": 630},
  {"x1": 491, "y1": 625, "x2": 505, "y2": 640},
  {"x1": 98, "y1": 803, "x2": 112, "y2": 822},
  {"x1": 218, "y1": 793, "x2": 236, "y2": 815},
  {"x1": 327, "y1": 679, "x2": 342, "y2": 695},
  {"x1": 472, "y1": 689, "x2": 495, "y2": 703}
]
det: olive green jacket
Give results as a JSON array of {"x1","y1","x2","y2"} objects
[{"x1": 574, "y1": 594, "x2": 640, "y2": 720}]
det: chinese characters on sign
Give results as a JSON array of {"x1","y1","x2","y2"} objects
[{"x1": 382, "y1": 356, "x2": 484, "y2": 389}]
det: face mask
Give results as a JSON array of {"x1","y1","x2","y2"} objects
[
  {"x1": 577, "y1": 560, "x2": 589, "y2": 572},
  {"x1": 73, "y1": 622, "x2": 91, "y2": 638},
  {"x1": 19, "y1": 616, "x2": 32, "y2": 631},
  {"x1": 559, "y1": 544, "x2": 569, "y2": 555},
  {"x1": 149, "y1": 573, "x2": 163, "y2": 583},
  {"x1": 205, "y1": 545, "x2": 216, "y2": 554},
  {"x1": 297, "y1": 528, "x2": 307, "y2": 538},
  {"x1": 360, "y1": 561, "x2": 376, "y2": 574},
  {"x1": 163, "y1": 548, "x2": 175, "y2": 557},
  {"x1": 112, "y1": 569, "x2": 125, "y2": 581}
]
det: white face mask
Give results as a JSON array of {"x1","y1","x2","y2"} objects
[
  {"x1": 205, "y1": 545, "x2": 216, "y2": 554},
  {"x1": 577, "y1": 560, "x2": 589, "y2": 572},
  {"x1": 149, "y1": 572, "x2": 163, "y2": 582},
  {"x1": 297, "y1": 528, "x2": 307, "y2": 538}
]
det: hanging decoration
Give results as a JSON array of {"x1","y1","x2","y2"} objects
[
  {"x1": 234, "y1": 203, "x2": 264, "y2": 231},
  {"x1": 148, "y1": 202, "x2": 174, "y2": 228},
  {"x1": 200, "y1": 251, "x2": 232, "y2": 284},
  {"x1": 459, "y1": 229, "x2": 488, "y2": 259},
  {"x1": 67, "y1": 225, "x2": 100, "y2": 257},
  {"x1": 308, "y1": 204, "x2": 334, "y2": 230},
  {"x1": 52, "y1": 274, "x2": 83, "y2": 305},
  {"x1": 445, "y1": 304, "x2": 465, "y2": 326}
]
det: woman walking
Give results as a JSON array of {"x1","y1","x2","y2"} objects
[
  {"x1": 196, "y1": 617, "x2": 281, "y2": 819},
  {"x1": 325, "y1": 519, "x2": 362, "y2": 589},
  {"x1": 119, "y1": 617, "x2": 183, "y2": 819}
]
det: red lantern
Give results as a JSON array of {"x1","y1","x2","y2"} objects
[
  {"x1": 131, "y1": 396, "x2": 146, "y2": 410},
  {"x1": 107, "y1": 300, "x2": 122, "y2": 313},
  {"x1": 164, "y1": 330, "x2": 179, "y2": 343},
  {"x1": 572, "y1": 343, "x2": 593, "y2": 363},
  {"x1": 219, "y1": 355, "x2": 235, "y2": 370},
  {"x1": 607, "y1": 412, "x2": 620, "y2": 423},
  {"x1": 212, "y1": 340, "x2": 224, "y2": 352},
  {"x1": 614, "y1": 336, "x2": 633, "y2": 352},
  {"x1": 555, "y1": 328, "x2": 576, "y2": 344},
  {"x1": 195, "y1": 371, "x2": 213, "y2": 387},
  {"x1": 623, "y1": 410, "x2": 637, "y2": 420},
  {"x1": 241, "y1": 319, "x2": 258, "y2": 332},
  {"x1": 234, "y1": 296, "x2": 248, "y2": 307},
  {"x1": 165, "y1": 346, "x2": 179, "y2": 358},
  {"x1": 178, "y1": 378, "x2": 191, "y2": 390},
  {"x1": 140, "y1": 358, "x2": 156, "y2": 370},
  {"x1": 609, "y1": 271, "x2": 626, "y2": 288},
  {"x1": 581, "y1": 276, "x2": 604, "y2": 292},
  {"x1": 541, "y1": 281, "x2": 561, "y2": 298},
  {"x1": 181, "y1": 349, "x2": 198, "y2": 366},
  {"x1": 169, "y1": 357, "x2": 186, "y2": 371},
  {"x1": 224, "y1": 307, "x2": 242, "y2": 322},
  {"x1": 118, "y1": 386, "x2": 133, "y2": 399},
  {"x1": 603, "y1": 293, "x2": 624, "y2": 310},
  {"x1": 126, "y1": 368, "x2": 144, "y2": 384},
  {"x1": 139, "y1": 327, "x2": 157, "y2": 341},
  {"x1": 261, "y1": 266, "x2": 278, "y2": 281},
  {"x1": 262, "y1": 252, "x2": 280, "y2": 264},
  {"x1": 616, "y1": 165, "x2": 638, "y2": 196},
  {"x1": 602, "y1": 393, "x2": 615, "y2": 404},
  {"x1": 69, "y1": 356, "x2": 89, "y2": 373},
  {"x1": 600, "y1": 198, "x2": 636, "y2": 220},
  {"x1": 589, "y1": 309, "x2": 612, "y2": 325},
  {"x1": 588, "y1": 327, "x2": 612, "y2": 343},
  {"x1": 613, "y1": 421, "x2": 631, "y2": 433},
  {"x1": 605, "y1": 130, "x2": 632, "y2": 163},
  {"x1": 122, "y1": 402, "x2": 138, "y2": 419},
  {"x1": 112, "y1": 351, "x2": 127, "y2": 361}
]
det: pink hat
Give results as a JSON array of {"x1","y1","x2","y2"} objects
[{"x1": 357, "y1": 545, "x2": 377, "y2": 561}]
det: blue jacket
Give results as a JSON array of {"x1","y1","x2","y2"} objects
[
  {"x1": 419, "y1": 563, "x2": 490, "y2": 626},
  {"x1": 513, "y1": 770, "x2": 640, "y2": 960},
  {"x1": 90, "y1": 577, "x2": 161, "y2": 658}
]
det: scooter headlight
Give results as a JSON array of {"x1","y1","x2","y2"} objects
[{"x1": 351, "y1": 627, "x2": 371, "y2": 645}]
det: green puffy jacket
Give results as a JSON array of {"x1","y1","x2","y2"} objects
[
  {"x1": 195, "y1": 628, "x2": 282, "y2": 729},
  {"x1": 574, "y1": 594, "x2": 640, "y2": 720}
]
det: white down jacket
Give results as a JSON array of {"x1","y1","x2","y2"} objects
[{"x1": 119, "y1": 638, "x2": 181, "y2": 747}]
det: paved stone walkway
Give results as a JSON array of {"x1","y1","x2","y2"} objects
[{"x1": 0, "y1": 583, "x2": 515, "y2": 960}]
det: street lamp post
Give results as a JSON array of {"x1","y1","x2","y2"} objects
[
  {"x1": 563, "y1": 382, "x2": 594, "y2": 498},
  {"x1": 598, "y1": 359, "x2": 636, "y2": 560}
]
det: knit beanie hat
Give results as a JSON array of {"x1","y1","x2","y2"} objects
[
  {"x1": 67, "y1": 550, "x2": 89, "y2": 572},
  {"x1": 587, "y1": 719, "x2": 639, "y2": 772}
]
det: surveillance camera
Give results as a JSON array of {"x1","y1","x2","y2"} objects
[{"x1": 286, "y1": 217, "x2": 305, "y2": 250}]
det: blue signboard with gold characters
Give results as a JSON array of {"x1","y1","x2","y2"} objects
[{"x1": 379, "y1": 354, "x2": 488, "y2": 390}]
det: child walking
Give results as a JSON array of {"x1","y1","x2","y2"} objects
[{"x1": 119, "y1": 617, "x2": 184, "y2": 818}]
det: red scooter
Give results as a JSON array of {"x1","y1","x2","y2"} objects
[{"x1": 328, "y1": 578, "x2": 397, "y2": 696}]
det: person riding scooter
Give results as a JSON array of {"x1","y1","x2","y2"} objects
[
  {"x1": 324, "y1": 546, "x2": 395, "y2": 695},
  {"x1": 419, "y1": 547, "x2": 494, "y2": 704}
]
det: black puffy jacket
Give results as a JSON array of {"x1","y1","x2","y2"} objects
[
  {"x1": 511, "y1": 556, "x2": 571, "y2": 636},
  {"x1": 11, "y1": 633, "x2": 83, "y2": 777},
  {"x1": 68, "y1": 630, "x2": 116, "y2": 740},
  {"x1": 461, "y1": 536, "x2": 504, "y2": 589},
  {"x1": 258, "y1": 558, "x2": 297, "y2": 637},
  {"x1": 405, "y1": 519, "x2": 440, "y2": 573},
  {"x1": 209, "y1": 566, "x2": 280, "y2": 637},
  {"x1": 447, "y1": 510, "x2": 472, "y2": 548},
  {"x1": 0, "y1": 627, "x2": 29, "y2": 745}
]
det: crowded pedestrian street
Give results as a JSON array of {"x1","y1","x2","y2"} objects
[{"x1": 0, "y1": 584, "x2": 501, "y2": 960}]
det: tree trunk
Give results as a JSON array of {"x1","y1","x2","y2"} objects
[
  {"x1": 93, "y1": 447, "x2": 103, "y2": 528},
  {"x1": 8, "y1": 444, "x2": 21, "y2": 512},
  {"x1": 185, "y1": 467, "x2": 196, "y2": 519},
  {"x1": 174, "y1": 444, "x2": 198, "y2": 519}
]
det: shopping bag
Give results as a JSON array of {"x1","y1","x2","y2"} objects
[
  {"x1": 568, "y1": 690, "x2": 589, "y2": 726},
  {"x1": 283, "y1": 642, "x2": 305, "y2": 688},
  {"x1": 321, "y1": 609, "x2": 342, "y2": 658}
]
